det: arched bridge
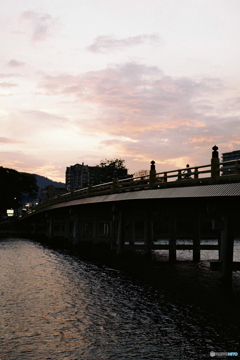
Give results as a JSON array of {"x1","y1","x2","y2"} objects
[{"x1": 23, "y1": 146, "x2": 240, "y2": 288}]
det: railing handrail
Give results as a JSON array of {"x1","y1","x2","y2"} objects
[{"x1": 27, "y1": 156, "x2": 240, "y2": 214}]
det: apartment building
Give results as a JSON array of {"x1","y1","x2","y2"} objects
[
  {"x1": 66, "y1": 163, "x2": 89, "y2": 190},
  {"x1": 221, "y1": 150, "x2": 240, "y2": 175},
  {"x1": 66, "y1": 162, "x2": 129, "y2": 190}
]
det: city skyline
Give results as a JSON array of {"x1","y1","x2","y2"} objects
[{"x1": 1, "y1": 0, "x2": 240, "y2": 182}]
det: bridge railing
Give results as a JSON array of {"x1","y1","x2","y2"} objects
[
  {"x1": 29, "y1": 147, "x2": 240, "y2": 213},
  {"x1": 154, "y1": 164, "x2": 212, "y2": 183}
]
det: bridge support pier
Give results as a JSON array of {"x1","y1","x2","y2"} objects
[
  {"x1": 46, "y1": 215, "x2": 53, "y2": 239},
  {"x1": 218, "y1": 230, "x2": 221, "y2": 260},
  {"x1": 126, "y1": 216, "x2": 135, "y2": 251},
  {"x1": 129, "y1": 220, "x2": 135, "y2": 250},
  {"x1": 110, "y1": 219, "x2": 117, "y2": 250},
  {"x1": 64, "y1": 216, "x2": 70, "y2": 241},
  {"x1": 219, "y1": 215, "x2": 234, "y2": 289},
  {"x1": 193, "y1": 214, "x2": 201, "y2": 262},
  {"x1": 144, "y1": 213, "x2": 152, "y2": 258},
  {"x1": 169, "y1": 214, "x2": 176, "y2": 262},
  {"x1": 31, "y1": 220, "x2": 36, "y2": 236},
  {"x1": 72, "y1": 214, "x2": 79, "y2": 245},
  {"x1": 117, "y1": 212, "x2": 125, "y2": 255},
  {"x1": 216, "y1": 215, "x2": 223, "y2": 261},
  {"x1": 93, "y1": 215, "x2": 98, "y2": 244}
]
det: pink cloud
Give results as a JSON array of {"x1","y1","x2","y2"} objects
[
  {"x1": 0, "y1": 73, "x2": 22, "y2": 79},
  {"x1": 87, "y1": 34, "x2": 163, "y2": 53},
  {"x1": 190, "y1": 136, "x2": 221, "y2": 144},
  {"x1": 0, "y1": 82, "x2": 18, "y2": 88},
  {"x1": 19, "y1": 11, "x2": 59, "y2": 42},
  {"x1": 0, "y1": 150, "x2": 62, "y2": 180},
  {"x1": 8, "y1": 59, "x2": 25, "y2": 67},
  {"x1": 36, "y1": 62, "x2": 240, "y2": 170},
  {"x1": 0, "y1": 137, "x2": 24, "y2": 144},
  {"x1": 37, "y1": 63, "x2": 224, "y2": 141}
]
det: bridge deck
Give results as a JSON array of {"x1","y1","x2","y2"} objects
[{"x1": 34, "y1": 182, "x2": 240, "y2": 213}]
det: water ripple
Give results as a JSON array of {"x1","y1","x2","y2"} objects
[{"x1": 0, "y1": 238, "x2": 239, "y2": 359}]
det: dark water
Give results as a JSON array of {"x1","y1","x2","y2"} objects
[{"x1": 0, "y1": 238, "x2": 239, "y2": 359}]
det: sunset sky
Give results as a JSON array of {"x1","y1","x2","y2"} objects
[{"x1": 1, "y1": 0, "x2": 240, "y2": 182}]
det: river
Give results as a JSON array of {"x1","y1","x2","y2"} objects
[{"x1": 0, "y1": 237, "x2": 239, "y2": 359}]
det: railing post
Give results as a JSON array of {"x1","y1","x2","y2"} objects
[
  {"x1": 164, "y1": 172, "x2": 167, "y2": 182},
  {"x1": 149, "y1": 160, "x2": 156, "y2": 188},
  {"x1": 112, "y1": 174, "x2": 118, "y2": 193},
  {"x1": 88, "y1": 178, "x2": 93, "y2": 196},
  {"x1": 211, "y1": 145, "x2": 220, "y2": 181},
  {"x1": 194, "y1": 167, "x2": 198, "y2": 179},
  {"x1": 236, "y1": 161, "x2": 240, "y2": 175},
  {"x1": 178, "y1": 170, "x2": 182, "y2": 181}
]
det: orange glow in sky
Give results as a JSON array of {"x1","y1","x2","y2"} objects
[{"x1": 1, "y1": 1, "x2": 240, "y2": 182}]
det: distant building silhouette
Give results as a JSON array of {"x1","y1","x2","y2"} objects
[
  {"x1": 66, "y1": 162, "x2": 130, "y2": 190},
  {"x1": 66, "y1": 163, "x2": 89, "y2": 191},
  {"x1": 88, "y1": 165, "x2": 129, "y2": 185},
  {"x1": 221, "y1": 150, "x2": 240, "y2": 175}
]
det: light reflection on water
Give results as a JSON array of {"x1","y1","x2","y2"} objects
[{"x1": 0, "y1": 238, "x2": 239, "y2": 359}]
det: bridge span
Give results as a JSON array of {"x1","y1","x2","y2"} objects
[{"x1": 23, "y1": 146, "x2": 240, "y2": 288}]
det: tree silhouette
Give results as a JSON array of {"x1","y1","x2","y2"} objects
[{"x1": 0, "y1": 167, "x2": 38, "y2": 213}]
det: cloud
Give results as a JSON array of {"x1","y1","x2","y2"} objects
[
  {"x1": 0, "y1": 73, "x2": 22, "y2": 79},
  {"x1": 232, "y1": 138, "x2": 240, "y2": 145},
  {"x1": 35, "y1": 61, "x2": 240, "y2": 170},
  {"x1": 0, "y1": 82, "x2": 18, "y2": 88},
  {"x1": 20, "y1": 109, "x2": 68, "y2": 124},
  {"x1": 0, "y1": 137, "x2": 23, "y2": 144},
  {"x1": 8, "y1": 59, "x2": 25, "y2": 67},
  {"x1": 87, "y1": 34, "x2": 162, "y2": 53},
  {"x1": 18, "y1": 11, "x2": 59, "y2": 42},
  {"x1": 0, "y1": 150, "x2": 62, "y2": 179},
  {"x1": 1, "y1": 109, "x2": 70, "y2": 144},
  {"x1": 190, "y1": 136, "x2": 221, "y2": 144},
  {"x1": 37, "y1": 62, "x2": 211, "y2": 135}
]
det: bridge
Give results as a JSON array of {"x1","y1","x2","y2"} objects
[{"x1": 23, "y1": 146, "x2": 240, "y2": 288}]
